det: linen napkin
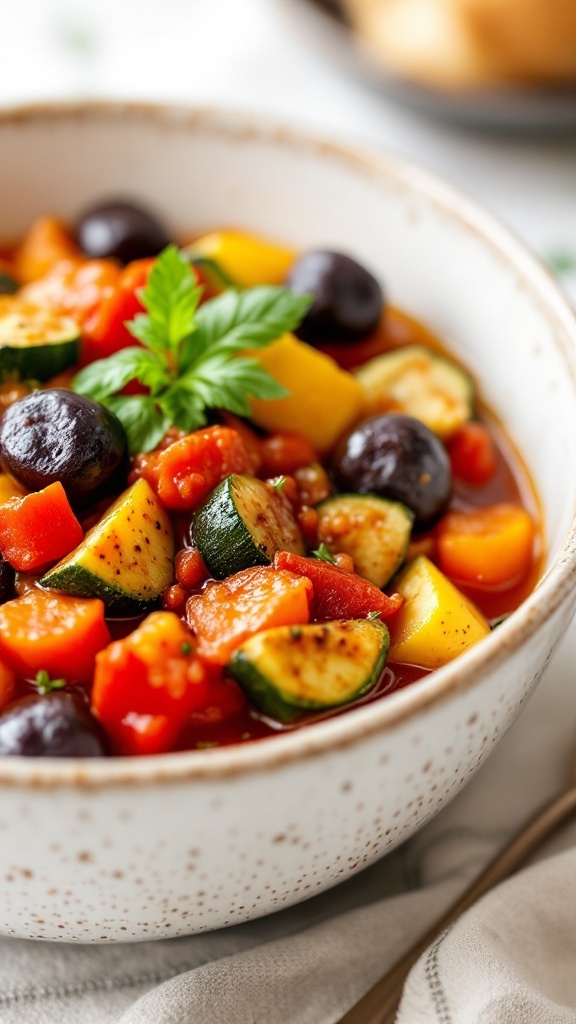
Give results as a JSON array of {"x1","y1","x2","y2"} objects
[{"x1": 1, "y1": 627, "x2": 576, "y2": 1024}]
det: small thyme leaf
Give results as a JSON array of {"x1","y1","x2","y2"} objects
[
  {"x1": 272, "y1": 476, "x2": 287, "y2": 494},
  {"x1": 312, "y1": 542, "x2": 337, "y2": 565},
  {"x1": 181, "y1": 642, "x2": 192, "y2": 655},
  {"x1": 367, "y1": 610, "x2": 382, "y2": 620},
  {"x1": 35, "y1": 670, "x2": 67, "y2": 695}
]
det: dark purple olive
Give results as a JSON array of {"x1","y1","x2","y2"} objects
[
  {"x1": 75, "y1": 199, "x2": 169, "y2": 264},
  {"x1": 286, "y1": 250, "x2": 383, "y2": 344},
  {"x1": 334, "y1": 413, "x2": 452, "y2": 528},
  {"x1": 0, "y1": 389, "x2": 127, "y2": 507},
  {"x1": 0, "y1": 557, "x2": 15, "y2": 604},
  {"x1": 0, "y1": 691, "x2": 108, "y2": 757}
]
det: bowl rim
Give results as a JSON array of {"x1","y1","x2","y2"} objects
[{"x1": 1, "y1": 98, "x2": 575, "y2": 789}]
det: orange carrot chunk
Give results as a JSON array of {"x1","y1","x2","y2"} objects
[
  {"x1": 437, "y1": 503, "x2": 536, "y2": 589},
  {"x1": 0, "y1": 590, "x2": 110, "y2": 682},
  {"x1": 186, "y1": 565, "x2": 313, "y2": 665}
]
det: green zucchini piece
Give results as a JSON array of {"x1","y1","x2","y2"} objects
[
  {"x1": 316, "y1": 494, "x2": 413, "y2": 588},
  {"x1": 40, "y1": 479, "x2": 174, "y2": 615},
  {"x1": 193, "y1": 473, "x2": 305, "y2": 580},
  {"x1": 0, "y1": 297, "x2": 80, "y2": 382},
  {"x1": 0, "y1": 271, "x2": 18, "y2": 295},
  {"x1": 183, "y1": 251, "x2": 238, "y2": 293},
  {"x1": 355, "y1": 344, "x2": 474, "y2": 438},
  {"x1": 230, "y1": 618, "x2": 390, "y2": 723}
]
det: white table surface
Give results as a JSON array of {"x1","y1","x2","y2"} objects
[{"x1": 1, "y1": 0, "x2": 576, "y2": 914}]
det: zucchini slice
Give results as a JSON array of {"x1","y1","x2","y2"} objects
[
  {"x1": 316, "y1": 494, "x2": 413, "y2": 588},
  {"x1": 0, "y1": 297, "x2": 80, "y2": 382},
  {"x1": 40, "y1": 479, "x2": 174, "y2": 615},
  {"x1": 354, "y1": 344, "x2": 474, "y2": 438},
  {"x1": 193, "y1": 473, "x2": 305, "y2": 580},
  {"x1": 230, "y1": 618, "x2": 390, "y2": 723},
  {"x1": 185, "y1": 253, "x2": 237, "y2": 293}
]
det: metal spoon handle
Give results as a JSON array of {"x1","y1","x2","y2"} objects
[{"x1": 337, "y1": 786, "x2": 576, "y2": 1024}]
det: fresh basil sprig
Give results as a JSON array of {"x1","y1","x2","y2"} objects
[{"x1": 73, "y1": 245, "x2": 311, "y2": 455}]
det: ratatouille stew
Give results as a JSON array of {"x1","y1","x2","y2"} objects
[{"x1": 0, "y1": 201, "x2": 540, "y2": 757}]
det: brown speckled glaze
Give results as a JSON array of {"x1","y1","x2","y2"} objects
[{"x1": 1, "y1": 103, "x2": 576, "y2": 942}]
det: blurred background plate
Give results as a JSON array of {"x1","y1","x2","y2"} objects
[{"x1": 278, "y1": 0, "x2": 576, "y2": 131}]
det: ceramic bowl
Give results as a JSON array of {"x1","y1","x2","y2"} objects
[{"x1": 1, "y1": 102, "x2": 576, "y2": 943}]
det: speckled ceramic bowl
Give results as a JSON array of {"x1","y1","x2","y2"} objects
[{"x1": 1, "y1": 102, "x2": 576, "y2": 943}]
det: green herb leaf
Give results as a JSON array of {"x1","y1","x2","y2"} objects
[
  {"x1": 73, "y1": 347, "x2": 167, "y2": 401},
  {"x1": 35, "y1": 670, "x2": 67, "y2": 695},
  {"x1": 367, "y1": 610, "x2": 382, "y2": 621},
  {"x1": 72, "y1": 246, "x2": 311, "y2": 456},
  {"x1": 312, "y1": 542, "x2": 337, "y2": 565},
  {"x1": 127, "y1": 244, "x2": 202, "y2": 355},
  {"x1": 272, "y1": 476, "x2": 287, "y2": 493},
  {"x1": 106, "y1": 395, "x2": 171, "y2": 455}
]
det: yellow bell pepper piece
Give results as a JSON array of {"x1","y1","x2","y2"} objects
[
  {"x1": 189, "y1": 230, "x2": 297, "y2": 288},
  {"x1": 0, "y1": 474, "x2": 26, "y2": 504},
  {"x1": 389, "y1": 555, "x2": 490, "y2": 669},
  {"x1": 249, "y1": 334, "x2": 363, "y2": 453}
]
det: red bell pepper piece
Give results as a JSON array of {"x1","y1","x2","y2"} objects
[
  {"x1": 274, "y1": 551, "x2": 402, "y2": 621},
  {"x1": 0, "y1": 482, "x2": 83, "y2": 571},
  {"x1": 131, "y1": 425, "x2": 257, "y2": 511},
  {"x1": 448, "y1": 422, "x2": 497, "y2": 486},
  {"x1": 81, "y1": 258, "x2": 155, "y2": 365},
  {"x1": 91, "y1": 612, "x2": 227, "y2": 756}
]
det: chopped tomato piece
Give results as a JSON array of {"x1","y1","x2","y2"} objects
[
  {"x1": 0, "y1": 659, "x2": 15, "y2": 711},
  {"x1": 260, "y1": 432, "x2": 317, "y2": 476},
  {"x1": 448, "y1": 422, "x2": 497, "y2": 485},
  {"x1": 187, "y1": 565, "x2": 313, "y2": 665},
  {"x1": 437, "y1": 504, "x2": 536, "y2": 589},
  {"x1": 0, "y1": 591, "x2": 110, "y2": 682},
  {"x1": 21, "y1": 258, "x2": 121, "y2": 327},
  {"x1": 132, "y1": 425, "x2": 256, "y2": 511},
  {"x1": 274, "y1": 551, "x2": 403, "y2": 621},
  {"x1": 91, "y1": 611, "x2": 222, "y2": 755},
  {"x1": 14, "y1": 216, "x2": 82, "y2": 282},
  {"x1": 219, "y1": 412, "x2": 263, "y2": 474},
  {"x1": 0, "y1": 482, "x2": 83, "y2": 571},
  {"x1": 81, "y1": 258, "x2": 155, "y2": 364}
]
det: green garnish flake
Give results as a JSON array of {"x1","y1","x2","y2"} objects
[
  {"x1": 35, "y1": 670, "x2": 67, "y2": 695},
  {"x1": 272, "y1": 476, "x2": 287, "y2": 494},
  {"x1": 181, "y1": 641, "x2": 193, "y2": 655},
  {"x1": 312, "y1": 542, "x2": 337, "y2": 565},
  {"x1": 548, "y1": 250, "x2": 576, "y2": 276},
  {"x1": 367, "y1": 610, "x2": 382, "y2": 621},
  {"x1": 73, "y1": 245, "x2": 312, "y2": 455}
]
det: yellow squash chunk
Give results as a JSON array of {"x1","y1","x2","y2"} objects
[
  {"x1": 388, "y1": 555, "x2": 490, "y2": 669},
  {"x1": 189, "y1": 230, "x2": 297, "y2": 287},
  {"x1": 0, "y1": 473, "x2": 27, "y2": 504},
  {"x1": 40, "y1": 479, "x2": 174, "y2": 615},
  {"x1": 249, "y1": 334, "x2": 363, "y2": 453}
]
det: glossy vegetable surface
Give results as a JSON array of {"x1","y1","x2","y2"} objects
[
  {"x1": 0, "y1": 217, "x2": 541, "y2": 757},
  {"x1": 0, "y1": 389, "x2": 127, "y2": 506}
]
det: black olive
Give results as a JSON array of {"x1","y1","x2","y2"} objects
[
  {"x1": 334, "y1": 414, "x2": 452, "y2": 528},
  {"x1": 0, "y1": 557, "x2": 15, "y2": 605},
  {"x1": 0, "y1": 691, "x2": 108, "y2": 757},
  {"x1": 75, "y1": 199, "x2": 170, "y2": 264},
  {"x1": 286, "y1": 250, "x2": 383, "y2": 344},
  {"x1": 0, "y1": 390, "x2": 127, "y2": 507}
]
